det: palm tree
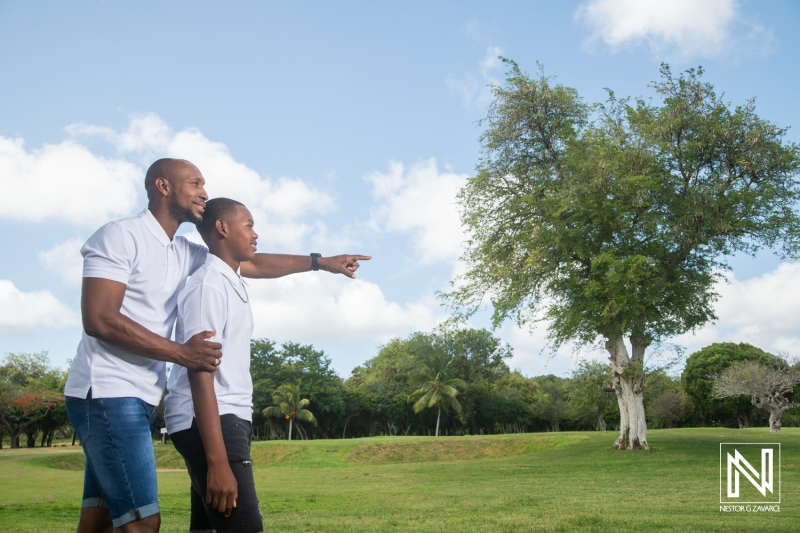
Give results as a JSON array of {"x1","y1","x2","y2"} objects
[
  {"x1": 262, "y1": 383, "x2": 317, "y2": 440},
  {"x1": 407, "y1": 353, "x2": 466, "y2": 437}
]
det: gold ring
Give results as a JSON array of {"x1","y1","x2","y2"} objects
[{"x1": 214, "y1": 358, "x2": 220, "y2": 366}]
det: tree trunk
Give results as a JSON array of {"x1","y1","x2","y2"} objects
[
  {"x1": 738, "y1": 412, "x2": 753, "y2": 428},
  {"x1": 10, "y1": 430, "x2": 21, "y2": 449},
  {"x1": 769, "y1": 407, "x2": 784, "y2": 433},
  {"x1": 597, "y1": 412, "x2": 607, "y2": 432},
  {"x1": 435, "y1": 406, "x2": 441, "y2": 437},
  {"x1": 288, "y1": 417, "x2": 293, "y2": 441},
  {"x1": 606, "y1": 335, "x2": 649, "y2": 450}
]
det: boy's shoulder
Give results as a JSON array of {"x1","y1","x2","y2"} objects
[{"x1": 181, "y1": 262, "x2": 228, "y2": 301}]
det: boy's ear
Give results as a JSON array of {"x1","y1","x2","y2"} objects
[{"x1": 215, "y1": 218, "x2": 228, "y2": 238}]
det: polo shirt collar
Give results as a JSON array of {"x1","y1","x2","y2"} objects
[
  {"x1": 205, "y1": 254, "x2": 244, "y2": 286},
  {"x1": 138, "y1": 209, "x2": 172, "y2": 246}
]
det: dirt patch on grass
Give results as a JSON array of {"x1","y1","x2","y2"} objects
[{"x1": 343, "y1": 436, "x2": 575, "y2": 465}]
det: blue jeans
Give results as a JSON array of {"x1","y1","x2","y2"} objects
[{"x1": 65, "y1": 389, "x2": 160, "y2": 529}]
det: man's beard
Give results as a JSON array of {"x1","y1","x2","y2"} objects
[{"x1": 169, "y1": 198, "x2": 202, "y2": 225}]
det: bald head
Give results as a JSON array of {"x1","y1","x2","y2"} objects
[
  {"x1": 144, "y1": 158, "x2": 197, "y2": 201},
  {"x1": 144, "y1": 158, "x2": 208, "y2": 226}
]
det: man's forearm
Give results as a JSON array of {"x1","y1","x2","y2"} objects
[
  {"x1": 241, "y1": 253, "x2": 311, "y2": 279},
  {"x1": 86, "y1": 309, "x2": 184, "y2": 364}
]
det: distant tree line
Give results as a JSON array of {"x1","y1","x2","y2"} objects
[
  {"x1": 2, "y1": 336, "x2": 798, "y2": 447},
  {"x1": 244, "y1": 331, "x2": 800, "y2": 440}
]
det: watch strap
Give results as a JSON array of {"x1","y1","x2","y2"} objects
[{"x1": 311, "y1": 253, "x2": 321, "y2": 271}]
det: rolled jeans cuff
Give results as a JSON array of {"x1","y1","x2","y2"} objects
[
  {"x1": 111, "y1": 501, "x2": 160, "y2": 529},
  {"x1": 81, "y1": 496, "x2": 109, "y2": 509}
]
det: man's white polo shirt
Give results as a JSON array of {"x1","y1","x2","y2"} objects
[
  {"x1": 64, "y1": 209, "x2": 208, "y2": 406},
  {"x1": 164, "y1": 253, "x2": 254, "y2": 434}
]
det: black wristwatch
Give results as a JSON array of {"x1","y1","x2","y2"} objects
[{"x1": 310, "y1": 253, "x2": 321, "y2": 271}]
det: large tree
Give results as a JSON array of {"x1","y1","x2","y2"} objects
[{"x1": 447, "y1": 60, "x2": 800, "y2": 449}]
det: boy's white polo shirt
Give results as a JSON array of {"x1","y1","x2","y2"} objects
[
  {"x1": 164, "y1": 253, "x2": 255, "y2": 434},
  {"x1": 64, "y1": 209, "x2": 208, "y2": 406}
]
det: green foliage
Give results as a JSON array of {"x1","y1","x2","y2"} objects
[
  {"x1": 447, "y1": 60, "x2": 800, "y2": 349},
  {"x1": 681, "y1": 342, "x2": 777, "y2": 426},
  {"x1": 0, "y1": 353, "x2": 67, "y2": 448},
  {"x1": 263, "y1": 383, "x2": 318, "y2": 440},
  {"x1": 568, "y1": 359, "x2": 619, "y2": 430},
  {"x1": 407, "y1": 352, "x2": 467, "y2": 436},
  {"x1": 250, "y1": 339, "x2": 343, "y2": 438},
  {"x1": 530, "y1": 375, "x2": 569, "y2": 432}
]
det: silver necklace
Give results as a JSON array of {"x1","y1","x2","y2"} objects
[{"x1": 226, "y1": 277, "x2": 249, "y2": 303}]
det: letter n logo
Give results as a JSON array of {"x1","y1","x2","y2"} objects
[{"x1": 720, "y1": 443, "x2": 780, "y2": 504}]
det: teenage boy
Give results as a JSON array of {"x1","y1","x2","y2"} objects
[{"x1": 165, "y1": 198, "x2": 263, "y2": 533}]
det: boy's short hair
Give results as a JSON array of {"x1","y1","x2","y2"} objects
[{"x1": 196, "y1": 198, "x2": 244, "y2": 240}]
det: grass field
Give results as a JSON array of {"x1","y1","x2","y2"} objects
[{"x1": 0, "y1": 428, "x2": 797, "y2": 532}]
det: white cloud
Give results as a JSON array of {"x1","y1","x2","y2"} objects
[
  {"x1": 247, "y1": 274, "x2": 444, "y2": 344},
  {"x1": 39, "y1": 238, "x2": 84, "y2": 286},
  {"x1": 675, "y1": 263, "x2": 800, "y2": 356},
  {"x1": 0, "y1": 280, "x2": 79, "y2": 332},
  {"x1": 367, "y1": 159, "x2": 467, "y2": 265},
  {"x1": 68, "y1": 114, "x2": 337, "y2": 251},
  {"x1": 0, "y1": 136, "x2": 142, "y2": 227},
  {"x1": 447, "y1": 45, "x2": 504, "y2": 109},
  {"x1": 575, "y1": 0, "x2": 773, "y2": 59}
]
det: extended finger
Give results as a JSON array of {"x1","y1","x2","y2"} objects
[{"x1": 351, "y1": 255, "x2": 371, "y2": 261}]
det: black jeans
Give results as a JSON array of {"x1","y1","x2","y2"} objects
[{"x1": 171, "y1": 415, "x2": 263, "y2": 533}]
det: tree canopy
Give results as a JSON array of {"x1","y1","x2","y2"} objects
[{"x1": 446, "y1": 59, "x2": 800, "y2": 449}]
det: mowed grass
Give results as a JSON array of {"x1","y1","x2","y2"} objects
[{"x1": 0, "y1": 428, "x2": 798, "y2": 532}]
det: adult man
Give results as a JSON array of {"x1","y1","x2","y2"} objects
[{"x1": 64, "y1": 158, "x2": 369, "y2": 533}]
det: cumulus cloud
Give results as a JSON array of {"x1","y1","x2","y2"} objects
[
  {"x1": 367, "y1": 159, "x2": 467, "y2": 265},
  {"x1": 447, "y1": 45, "x2": 504, "y2": 109},
  {"x1": 0, "y1": 137, "x2": 142, "y2": 227},
  {"x1": 39, "y1": 238, "x2": 84, "y2": 286},
  {"x1": 675, "y1": 263, "x2": 800, "y2": 356},
  {"x1": 68, "y1": 114, "x2": 337, "y2": 251},
  {"x1": 0, "y1": 280, "x2": 79, "y2": 332},
  {"x1": 248, "y1": 274, "x2": 444, "y2": 344},
  {"x1": 575, "y1": 0, "x2": 773, "y2": 59}
]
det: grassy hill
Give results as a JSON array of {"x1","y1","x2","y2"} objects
[{"x1": 1, "y1": 428, "x2": 798, "y2": 532}]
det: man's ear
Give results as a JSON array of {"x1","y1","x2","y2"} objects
[
  {"x1": 154, "y1": 176, "x2": 171, "y2": 198},
  {"x1": 215, "y1": 219, "x2": 228, "y2": 238}
]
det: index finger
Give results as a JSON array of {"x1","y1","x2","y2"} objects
[
  {"x1": 205, "y1": 341, "x2": 223, "y2": 351},
  {"x1": 350, "y1": 255, "x2": 371, "y2": 261}
]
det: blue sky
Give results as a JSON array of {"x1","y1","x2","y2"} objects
[{"x1": 1, "y1": 0, "x2": 799, "y2": 377}]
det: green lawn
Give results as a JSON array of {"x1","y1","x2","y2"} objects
[{"x1": 0, "y1": 428, "x2": 797, "y2": 532}]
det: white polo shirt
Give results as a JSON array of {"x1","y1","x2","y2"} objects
[
  {"x1": 64, "y1": 209, "x2": 208, "y2": 406},
  {"x1": 164, "y1": 253, "x2": 254, "y2": 434}
]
